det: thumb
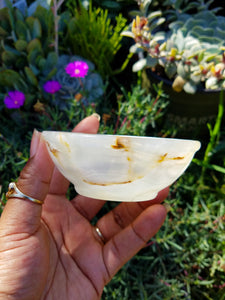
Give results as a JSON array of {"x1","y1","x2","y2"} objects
[{"x1": 0, "y1": 130, "x2": 54, "y2": 235}]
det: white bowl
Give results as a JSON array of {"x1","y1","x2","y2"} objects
[{"x1": 42, "y1": 132, "x2": 201, "y2": 202}]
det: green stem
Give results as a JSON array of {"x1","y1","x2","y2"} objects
[
  {"x1": 200, "y1": 90, "x2": 224, "y2": 184},
  {"x1": 52, "y1": 0, "x2": 65, "y2": 57}
]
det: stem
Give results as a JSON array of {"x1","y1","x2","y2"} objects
[
  {"x1": 200, "y1": 90, "x2": 224, "y2": 183},
  {"x1": 52, "y1": 0, "x2": 65, "y2": 57},
  {"x1": 56, "y1": 0, "x2": 65, "y2": 10}
]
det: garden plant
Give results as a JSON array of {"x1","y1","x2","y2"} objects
[
  {"x1": 0, "y1": 0, "x2": 225, "y2": 299},
  {"x1": 124, "y1": 0, "x2": 225, "y2": 93}
]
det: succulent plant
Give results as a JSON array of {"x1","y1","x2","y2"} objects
[
  {"x1": 0, "y1": 0, "x2": 51, "y2": 15},
  {"x1": 123, "y1": 6, "x2": 225, "y2": 93},
  {"x1": 51, "y1": 55, "x2": 104, "y2": 109},
  {"x1": 162, "y1": 0, "x2": 222, "y2": 22},
  {"x1": 0, "y1": 0, "x2": 58, "y2": 108}
]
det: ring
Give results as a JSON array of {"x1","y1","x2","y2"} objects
[
  {"x1": 94, "y1": 226, "x2": 106, "y2": 244},
  {"x1": 6, "y1": 182, "x2": 44, "y2": 205}
]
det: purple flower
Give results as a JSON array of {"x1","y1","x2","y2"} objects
[
  {"x1": 65, "y1": 61, "x2": 89, "y2": 78},
  {"x1": 43, "y1": 80, "x2": 61, "y2": 94},
  {"x1": 4, "y1": 91, "x2": 25, "y2": 109}
]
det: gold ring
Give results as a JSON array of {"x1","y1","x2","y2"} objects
[{"x1": 6, "y1": 182, "x2": 43, "y2": 205}]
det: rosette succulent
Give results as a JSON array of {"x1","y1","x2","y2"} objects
[
  {"x1": 123, "y1": 6, "x2": 225, "y2": 94},
  {"x1": 51, "y1": 55, "x2": 104, "y2": 108}
]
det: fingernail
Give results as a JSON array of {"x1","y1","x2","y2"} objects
[
  {"x1": 163, "y1": 203, "x2": 171, "y2": 213},
  {"x1": 30, "y1": 129, "x2": 41, "y2": 158},
  {"x1": 91, "y1": 113, "x2": 101, "y2": 122}
]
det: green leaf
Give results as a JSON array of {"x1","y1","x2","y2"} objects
[
  {"x1": 1, "y1": 51, "x2": 17, "y2": 65},
  {"x1": 15, "y1": 20, "x2": 28, "y2": 40},
  {"x1": 37, "y1": 58, "x2": 46, "y2": 72},
  {"x1": 45, "y1": 52, "x2": 58, "y2": 70},
  {"x1": 146, "y1": 56, "x2": 158, "y2": 68},
  {"x1": 191, "y1": 26, "x2": 214, "y2": 39},
  {"x1": 29, "y1": 64, "x2": 41, "y2": 76},
  {"x1": 14, "y1": 39, "x2": 27, "y2": 51},
  {"x1": 0, "y1": 69, "x2": 21, "y2": 87},
  {"x1": 121, "y1": 30, "x2": 135, "y2": 39},
  {"x1": 165, "y1": 62, "x2": 177, "y2": 79},
  {"x1": 45, "y1": 67, "x2": 57, "y2": 80},
  {"x1": 199, "y1": 36, "x2": 222, "y2": 46},
  {"x1": 147, "y1": 11, "x2": 162, "y2": 22},
  {"x1": 101, "y1": 1, "x2": 121, "y2": 9},
  {"x1": 4, "y1": 0, "x2": 13, "y2": 10},
  {"x1": 197, "y1": 50, "x2": 205, "y2": 62},
  {"x1": 0, "y1": 26, "x2": 8, "y2": 37},
  {"x1": 28, "y1": 0, "x2": 51, "y2": 16},
  {"x1": 15, "y1": 56, "x2": 27, "y2": 69},
  {"x1": 177, "y1": 63, "x2": 188, "y2": 78},
  {"x1": 2, "y1": 44, "x2": 21, "y2": 55},
  {"x1": 38, "y1": 52, "x2": 57, "y2": 76},
  {"x1": 4, "y1": 0, "x2": 15, "y2": 31},
  {"x1": 24, "y1": 67, "x2": 38, "y2": 86},
  {"x1": 205, "y1": 52, "x2": 218, "y2": 62},
  {"x1": 15, "y1": 7, "x2": 25, "y2": 22},
  {"x1": 33, "y1": 6, "x2": 53, "y2": 35},
  {"x1": 58, "y1": 11, "x2": 71, "y2": 32},
  {"x1": 27, "y1": 38, "x2": 42, "y2": 54},
  {"x1": 0, "y1": 7, "x2": 11, "y2": 31},
  {"x1": 26, "y1": 17, "x2": 42, "y2": 40},
  {"x1": 67, "y1": 18, "x2": 76, "y2": 35},
  {"x1": 193, "y1": 159, "x2": 225, "y2": 174},
  {"x1": 32, "y1": 19, "x2": 42, "y2": 39},
  {"x1": 150, "y1": 17, "x2": 165, "y2": 32},
  {"x1": 27, "y1": 48, "x2": 42, "y2": 65},
  {"x1": 216, "y1": 27, "x2": 225, "y2": 40}
]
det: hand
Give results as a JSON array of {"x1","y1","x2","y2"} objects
[{"x1": 0, "y1": 115, "x2": 168, "y2": 300}]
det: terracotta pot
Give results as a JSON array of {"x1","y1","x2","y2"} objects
[{"x1": 148, "y1": 71, "x2": 224, "y2": 139}]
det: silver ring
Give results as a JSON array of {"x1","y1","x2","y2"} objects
[
  {"x1": 94, "y1": 226, "x2": 106, "y2": 244},
  {"x1": 6, "y1": 182, "x2": 44, "y2": 205}
]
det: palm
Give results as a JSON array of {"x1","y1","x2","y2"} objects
[
  {"x1": 40, "y1": 187, "x2": 168, "y2": 300},
  {"x1": 40, "y1": 194, "x2": 107, "y2": 300}
]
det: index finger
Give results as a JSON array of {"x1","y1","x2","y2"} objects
[
  {"x1": 47, "y1": 114, "x2": 100, "y2": 196},
  {"x1": 95, "y1": 187, "x2": 169, "y2": 241},
  {"x1": 103, "y1": 203, "x2": 167, "y2": 282}
]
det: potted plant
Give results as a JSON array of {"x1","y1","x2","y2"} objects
[{"x1": 122, "y1": 1, "x2": 225, "y2": 138}]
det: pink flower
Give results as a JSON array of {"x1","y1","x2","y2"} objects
[
  {"x1": 65, "y1": 61, "x2": 89, "y2": 78},
  {"x1": 43, "y1": 80, "x2": 61, "y2": 94},
  {"x1": 4, "y1": 91, "x2": 25, "y2": 109}
]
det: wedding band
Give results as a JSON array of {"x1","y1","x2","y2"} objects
[
  {"x1": 94, "y1": 226, "x2": 106, "y2": 244},
  {"x1": 6, "y1": 182, "x2": 44, "y2": 205}
]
